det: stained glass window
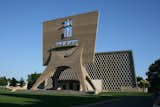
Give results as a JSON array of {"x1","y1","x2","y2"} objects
[{"x1": 64, "y1": 19, "x2": 72, "y2": 38}]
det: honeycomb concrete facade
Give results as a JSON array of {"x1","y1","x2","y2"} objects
[{"x1": 86, "y1": 51, "x2": 137, "y2": 92}]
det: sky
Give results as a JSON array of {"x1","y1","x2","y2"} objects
[{"x1": 0, "y1": 0, "x2": 160, "y2": 80}]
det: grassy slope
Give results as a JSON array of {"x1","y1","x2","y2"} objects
[{"x1": 0, "y1": 90, "x2": 153, "y2": 107}]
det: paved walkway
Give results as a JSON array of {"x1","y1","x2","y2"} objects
[{"x1": 73, "y1": 96, "x2": 153, "y2": 107}]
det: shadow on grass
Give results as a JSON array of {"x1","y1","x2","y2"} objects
[{"x1": 0, "y1": 92, "x2": 118, "y2": 107}]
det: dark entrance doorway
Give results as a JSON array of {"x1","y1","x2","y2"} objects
[
  {"x1": 57, "y1": 80, "x2": 80, "y2": 90},
  {"x1": 69, "y1": 82, "x2": 73, "y2": 90}
]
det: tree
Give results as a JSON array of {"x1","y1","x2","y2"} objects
[
  {"x1": 136, "y1": 76, "x2": 149, "y2": 92},
  {"x1": 137, "y1": 76, "x2": 143, "y2": 82},
  {"x1": 9, "y1": 77, "x2": 18, "y2": 87},
  {"x1": 19, "y1": 78, "x2": 25, "y2": 87},
  {"x1": 27, "y1": 72, "x2": 41, "y2": 89},
  {"x1": 0, "y1": 76, "x2": 8, "y2": 86},
  {"x1": 139, "y1": 79, "x2": 149, "y2": 92},
  {"x1": 146, "y1": 59, "x2": 160, "y2": 92}
]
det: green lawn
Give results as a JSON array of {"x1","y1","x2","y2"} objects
[{"x1": 0, "y1": 90, "x2": 153, "y2": 107}]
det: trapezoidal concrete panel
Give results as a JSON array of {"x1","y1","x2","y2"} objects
[{"x1": 43, "y1": 11, "x2": 99, "y2": 65}]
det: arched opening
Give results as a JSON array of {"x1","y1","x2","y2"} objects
[{"x1": 52, "y1": 66, "x2": 80, "y2": 91}]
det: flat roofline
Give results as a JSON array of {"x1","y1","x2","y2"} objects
[
  {"x1": 43, "y1": 10, "x2": 99, "y2": 23},
  {"x1": 95, "y1": 50, "x2": 132, "y2": 54}
]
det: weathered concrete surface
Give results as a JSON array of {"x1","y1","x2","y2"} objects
[{"x1": 31, "y1": 11, "x2": 99, "y2": 93}]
